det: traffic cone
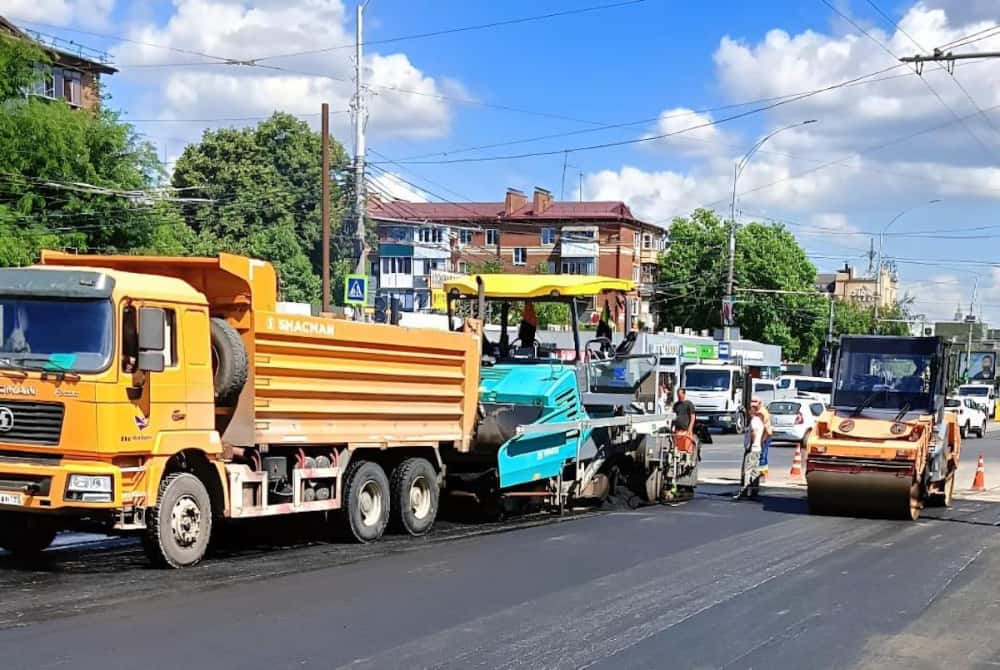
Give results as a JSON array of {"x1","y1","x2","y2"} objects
[
  {"x1": 789, "y1": 445, "x2": 804, "y2": 479},
  {"x1": 972, "y1": 454, "x2": 986, "y2": 492}
]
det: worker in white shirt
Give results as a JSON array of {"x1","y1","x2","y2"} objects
[{"x1": 733, "y1": 397, "x2": 765, "y2": 500}]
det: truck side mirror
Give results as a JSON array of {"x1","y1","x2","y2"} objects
[{"x1": 137, "y1": 307, "x2": 166, "y2": 373}]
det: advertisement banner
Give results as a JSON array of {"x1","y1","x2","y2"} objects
[{"x1": 960, "y1": 351, "x2": 997, "y2": 382}]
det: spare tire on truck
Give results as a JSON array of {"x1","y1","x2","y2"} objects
[{"x1": 210, "y1": 317, "x2": 248, "y2": 407}]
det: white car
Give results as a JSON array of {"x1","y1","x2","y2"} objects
[
  {"x1": 946, "y1": 397, "x2": 987, "y2": 439},
  {"x1": 778, "y1": 375, "x2": 833, "y2": 406},
  {"x1": 767, "y1": 399, "x2": 826, "y2": 446},
  {"x1": 956, "y1": 384, "x2": 996, "y2": 417}
]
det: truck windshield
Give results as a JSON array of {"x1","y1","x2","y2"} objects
[
  {"x1": 684, "y1": 369, "x2": 731, "y2": 391},
  {"x1": 0, "y1": 298, "x2": 113, "y2": 373},
  {"x1": 833, "y1": 339, "x2": 937, "y2": 412},
  {"x1": 959, "y1": 386, "x2": 989, "y2": 397}
]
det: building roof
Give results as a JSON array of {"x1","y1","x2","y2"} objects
[
  {"x1": 815, "y1": 273, "x2": 836, "y2": 294},
  {"x1": 370, "y1": 199, "x2": 649, "y2": 226},
  {"x1": 0, "y1": 16, "x2": 117, "y2": 74}
]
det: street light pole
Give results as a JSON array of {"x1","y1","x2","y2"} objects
[
  {"x1": 726, "y1": 119, "x2": 817, "y2": 334},
  {"x1": 873, "y1": 199, "x2": 941, "y2": 332}
]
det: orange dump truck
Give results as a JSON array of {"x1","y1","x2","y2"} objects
[{"x1": 0, "y1": 252, "x2": 480, "y2": 567}]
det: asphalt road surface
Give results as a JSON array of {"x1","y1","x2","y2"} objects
[
  {"x1": 2, "y1": 485, "x2": 1000, "y2": 669},
  {"x1": 700, "y1": 422, "x2": 1000, "y2": 495}
]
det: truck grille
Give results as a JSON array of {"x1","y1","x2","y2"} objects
[{"x1": 0, "y1": 401, "x2": 64, "y2": 446}]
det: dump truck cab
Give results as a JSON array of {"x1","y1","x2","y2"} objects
[
  {"x1": 807, "y1": 335, "x2": 960, "y2": 519},
  {"x1": 0, "y1": 259, "x2": 222, "y2": 556}
]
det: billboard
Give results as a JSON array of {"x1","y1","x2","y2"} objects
[{"x1": 960, "y1": 351, "x2": 996, "y2": 382}]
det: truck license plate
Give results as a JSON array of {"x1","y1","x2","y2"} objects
[{"x1": 0, "y1": 492, "x2": 22, "y2": 506}]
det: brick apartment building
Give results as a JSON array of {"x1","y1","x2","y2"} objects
[
  {"x1": 1, "y1": 15, "x2": 116, "y2": 111},
  {"x1": 369, "y1": 187, "x2": 666, "y2": 328}
]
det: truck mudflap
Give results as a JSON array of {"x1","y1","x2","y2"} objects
[{"x1": 806, "y1": 456, "x2": 920, "y2": 520}]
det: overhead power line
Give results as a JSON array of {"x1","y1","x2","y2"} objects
[
  {"x1": 821, "y1": 0, "x2": 999, "y2": 163},
  {"x1": 374, "y1": 64, "x2": 906, "y2": 165},
  {"x1": 251, "y1": 0, "x2": 648, "y2": 62}
]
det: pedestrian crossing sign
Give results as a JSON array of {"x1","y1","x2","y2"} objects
[{"x1": 344, "y1": 274, "x2": 368, "y2": 305}]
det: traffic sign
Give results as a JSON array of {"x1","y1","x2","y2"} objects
[
  {"x1": 718, "y1": 342, "x2": 731, "y2": 360},
  {"x1": 344, "y1": 275, "x2": 368, "y2": 305}
]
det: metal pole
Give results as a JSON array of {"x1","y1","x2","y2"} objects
[
  {"x1": 354, "y1": 3, "x2": 368, "y2": 281},
  {"x1": 726, "y1": 161, "x2": 737, "y2": 311},
  {"x1": 874, "y1": 231, "x2": 883, "y2": 333},
  {"x1": 825, "y1": 296, "x2": 835, "y2": 377},
  {"x1": 321, "y1": 102, "x2": 331, "y2": 313}
]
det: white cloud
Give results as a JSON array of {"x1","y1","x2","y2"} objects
[
  {"x1": 112, "y1": 0, "x2": 453, "y2": 142},
  {"x1": 643, "y1": 108, "x2": 733, "y2": 158},
  {"x1": 2, "y1": 0, "x2": 114, "y2": 28},
  {"x1": 584, "y1": 3, "x2": 1000, "y2": 224},
  {"x1": 368, "y1": 172, "x2": 430, "y2": 203}
]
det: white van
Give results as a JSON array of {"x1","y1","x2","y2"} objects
[
  {"x1": 957, "y1": 383, "x2": 996, "y2": 418},
  {"x1": 778, "y1": 375, "x2": 833, "y2": 406}
]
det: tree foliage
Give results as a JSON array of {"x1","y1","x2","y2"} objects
[
  {"x1": 0, "y1": 36, "x2": 194, "y2": 264},
  {"x1": 657, "y1": 209, "x2": 824, "y2": 360},
  {"x1": 171, "y1": 113, "x2": 350, "y2": 303},
  {"x1": 656, "y1": 208, "x2": 911, "y2": 362},
  {"x1": 0, "y1": 35, "x2": 47, "y2": 102}
]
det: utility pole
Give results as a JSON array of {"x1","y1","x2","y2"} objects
[
  {"x1": 726, "y1": 120, "x2": 816, "y2": 336},
  {"x1": 966, "y1": 277, "x2": 980, "y2": 380},
  {"x1": 825, "y1": 296, "x2": 835, "y2": 377},
  {"x1": 353, "y1": 3, "x2": 368, "y2": 281},
  {"x1": 578, "y1": 172, "x2": 583, "y2": 202},
  {"x1": 321, "y1": 102, "x2": 331, "y2": 313}
]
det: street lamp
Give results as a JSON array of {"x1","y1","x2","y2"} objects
[
  {"x1": 725, "y1": 119, "x2": 818, "y2": 331},
  {"x1": 873, "y1": 199, "x2": 942, "y2": 331}
]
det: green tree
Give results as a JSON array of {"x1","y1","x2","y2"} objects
[
  {"x1": 0, "y1": 37, "x2": 194, "y2": 264},
  {"x1": 657, "y1": 209, "x2": 824, "y2": 360},
  {"x1": 172, "y1": 113, "x2": 350, "y2": 303},
  {"x1": 0, "y1": 35, "x2": 47, "y2": 102}
]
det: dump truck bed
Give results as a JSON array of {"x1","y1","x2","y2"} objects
[{"x1": 253, "y1": 313, "x2": 481, "y2": 449}]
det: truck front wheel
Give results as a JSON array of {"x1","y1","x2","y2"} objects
[
  {"x1": 391, "y1": 458, "x2": 439, "y2": 536},
  {"x1": 0, "y1": 513, "x2": 57, "y2": 557},
  {"x1": 342, "y1": 461, "x2": 390, "y2": 543},
  {"x1": 143, "y1": 473, "x2": 213, "y2": 569}
]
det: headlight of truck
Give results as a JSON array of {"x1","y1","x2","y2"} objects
[{"x1": 66, "y1": 475, "x2": 113, "y2": 502}]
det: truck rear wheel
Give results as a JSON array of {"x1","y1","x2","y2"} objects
[
  {"x1": 0, "y1": 513, "x2": 57, "y2": 557},
  {"x1": 342, "y1": 461, "x2": 390, "y2": 543},
  {"x1": 391, "y1": 458, "x2": 439, "y2": 536},
  {"x1": 210, "y1": 317, "x2": 248, "y2": 407},
  {"x1": 143, "y1": 473, "x2": 213, "y2": 569}
]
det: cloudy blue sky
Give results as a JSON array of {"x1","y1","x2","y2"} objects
[{"x1": 3, "y1": 0, "x2": 1000, "y2": 323}]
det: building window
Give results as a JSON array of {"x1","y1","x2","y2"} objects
[
  {"x1": 418, "y1": 227, "x2": 444, "y2": 244},
  {"x1": 32, "y1": 65, "x2": 55, "y2": 99},
  {"x1": 60, "y1": 69, "x2": 82, "y2": 107},
  {"x1": 632, "y1": 265, "x2": 641, "y2": 283},
  {"x1": 642, "y1": 233, "x2": 652, "y2": 250},
  {"x1": 485, "y1": 228, "x2": 499, "y2": 246},
  {"x1": 380, "y1": 257, "x2": 412, "y2": 274},
  {"x1": 457, "y1": 261, "x2": 469, "y2": 273},
  {"x1": 541, "y1": 227, "x2": 555, "y2": 245},
  {"x1": 513, "y1": 248, "x2": 527, "y2": 265},
  {"x1": 458, "y1": 229, "x2": 473, "y2": 245},
  {"x1": 561, "y1": 259, "x2": 595, "y2": 275}
]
